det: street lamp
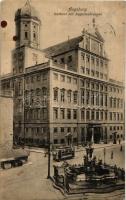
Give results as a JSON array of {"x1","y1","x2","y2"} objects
[
  {"x1": 47, "y1": 129, "x2": 51, "y2": 179},
  {"x1": 103, "y1": 147, "x2": 106, "y2": 164}
]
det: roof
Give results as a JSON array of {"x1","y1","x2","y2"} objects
[
  {"x1": 15, "y1": 0, "x2": 40, "y2": 21},
  {"x1": 44, "y1": 30, "x2": 106, "y2": 59},
  {"x1": 44, "y1": 36, "x2": 83, "y2": 58}
]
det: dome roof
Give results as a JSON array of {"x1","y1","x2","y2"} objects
[{"x1": 15, "y1": 0, "x2": 40, "y2": 21}]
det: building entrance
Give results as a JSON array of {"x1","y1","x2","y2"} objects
[{"x1": 87, "y1": 124, "x2": 102, "y2": 144}]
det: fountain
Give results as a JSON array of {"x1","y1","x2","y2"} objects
[{"x1": 53, "y1": 144, "x2": 125, "y2": 194}]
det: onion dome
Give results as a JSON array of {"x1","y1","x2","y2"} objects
[{"x1": 15, "y1": 0, "x2": 40, "y2": 21}]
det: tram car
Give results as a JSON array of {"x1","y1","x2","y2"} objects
[{"x1": 53, "y1": 146, "x2": 75, "y2": 161}]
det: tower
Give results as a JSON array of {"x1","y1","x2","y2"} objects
[
  {"x1": 15, "y1": 0, "x2": 41, "y2": 49},
  {"x1": 12, "y1": 0, "x2": 46, "y2": 75},
  {"x1": 12, "y1": 1, "x2": 44, "y2": 146}
]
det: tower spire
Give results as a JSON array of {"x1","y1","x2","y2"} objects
[{"x1": 25, "y1": 0, "x2": 30, "y2": 5}]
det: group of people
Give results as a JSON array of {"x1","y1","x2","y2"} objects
[{"x1": 114, "y1": 165, "x2": 125, "y2": 181}]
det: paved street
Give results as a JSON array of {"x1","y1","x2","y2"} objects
[{"x1": 0, "y1": 143, "x2": 125, "y2": 200}]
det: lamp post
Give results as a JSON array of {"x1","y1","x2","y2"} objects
[
  {"x1": 47, "y1": 129, "x2": 51, "y2": 179},
  {"x1": 23, "y1": 75, "x2": 25, "y2": 148},
  {"x1": 103, "y1": 147, "x2": 106, "y2": 164}
]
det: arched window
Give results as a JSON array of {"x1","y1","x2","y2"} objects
[
  {"x1": 36, "y1": 88, "x2": 41, "y2": 96},
  {"x1": 60, "y1": 88, "x2": 65, "y2": 102},
  {"x1": 42, "y1": 87, "x2": 47, "y2": 96},
  {"x1": 31, "y1": 89, "x2": 34, "y2": 96},
  {"x1": 25, "y1": 31, "x2": 28, "y2": 39},
  {"x1": 73, "y1": 91, "x2": 78, "y2": 104},
  {"x1": 53, "y1": 87, "x2": 58, "y2": 101},
  {"x1": 67, "y1": 90, "x2": 72, "y2": 103}
]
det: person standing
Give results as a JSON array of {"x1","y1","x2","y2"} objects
[
  {"x1": 111, "y1": 151, "x2": 113, "y2": 159},
  {"x1": 120, "y1": 145, "x2": 123, "y2": 151}
]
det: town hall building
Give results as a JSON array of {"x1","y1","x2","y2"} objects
[{"x1": 1, "y1": 1, "x2": 124, "y2": 147}]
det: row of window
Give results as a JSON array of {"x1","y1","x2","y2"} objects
[
  {"x1": 53, "y1": 108, "x2": 124, "y2": 121},
  {"x1": 53, "y1": 126, "x2": 123, "y2": 134},
  {"x1": 109, "y1": 86, "x2": 123, "y2": 94},
  {"x1": 81, "y1": 110, "x2": 108, "y2": 121},
  {"x1": 25, "y1": 73, "x2": 47, "y2": 84},
  {"x1": 109, "y1": 97, "x2": 123, "y2": 108},
  {"x1": 24, "y1": 31, "x2": 37, "y2": 41},
  {"x1": 53, "y1": 108, "x2": 108, "y2": 121},
  {"x1": 81, "y1": 53, "x2": 108, "y2": 68},
  {"x1": 109, "y1": 112, "x2": 123, "y2": 121},
  {"x1": 53, "y1": 72, "x2": 78, "y2": 84},
  {"x1": 81, "y1": 90, "x2": 107, "y2": 106},
  {"x1": 109, "y1": 126, "x2": 123, "y2": 131},
  {"x1": 53, "y1": 127, "x2": 77, "y2": 133},
  {"x1": 25, "y1": 127, "x2": 47, "y2": 134},
  {"x1": 25, "y1": 108, "x2": 47, "y2": 120},
  {"x1": 53, "y1": 108, "x2": 78, "y2": 120},
  {"x1": 25, "y1": 88, "x2": 47, "y2": 97},
  {"x1": 53, "y1": 74, "x2": 108, "y2": 92},
  {"x1": 81, "y1": 81, "x2": 108, "y2": 91},
  {"x1": 53, "y1": 72, "x2": 108, "y2": 85},
  {"x1": 53, "y1": 88, "x2": 107, "y2": 106},
  {"x1": 109, "y1": 134, "x2": 123, "y2": 139},
  {"x1": 54, "y1": 88, "x2": 78, "y2": 103},
  {"x1": 80, "y1": 67, "x2": 108, "y2": 80}
]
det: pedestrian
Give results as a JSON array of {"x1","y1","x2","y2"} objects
[
  {"x1": 111, "y1": 151, "x2": 113, "y2": 159},
  {"x1": 121, "y1": 168, "x2": 125, "y2": 181},
  {"x1": 119, "y1": 139, "x2": 121, "y2": 144},
  {"x1": 120, "y1": 145, "x2": 123, "y2": 151},
  {"x1": 44, "y1": 150, "x2": 47, "y2": 157}
]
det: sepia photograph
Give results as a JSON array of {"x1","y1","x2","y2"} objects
[{"x1": 0, "y1": 0, "x2": 125, "y2": 199}]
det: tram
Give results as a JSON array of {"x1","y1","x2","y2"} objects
[{"x1": 53, "y1": 146, "x2": 75, "y2": 161}]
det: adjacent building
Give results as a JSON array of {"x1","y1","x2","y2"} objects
[
  {"x1": 1, "y1": 1, "x2": 124, "y2": 147},
  {"x1": 0, "y1": 89, "x2": 13, "y2": 148}
]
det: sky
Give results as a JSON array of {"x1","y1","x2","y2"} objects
[{"x1": 0, "y1": 0, "x2": 125, "y2": 82}]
